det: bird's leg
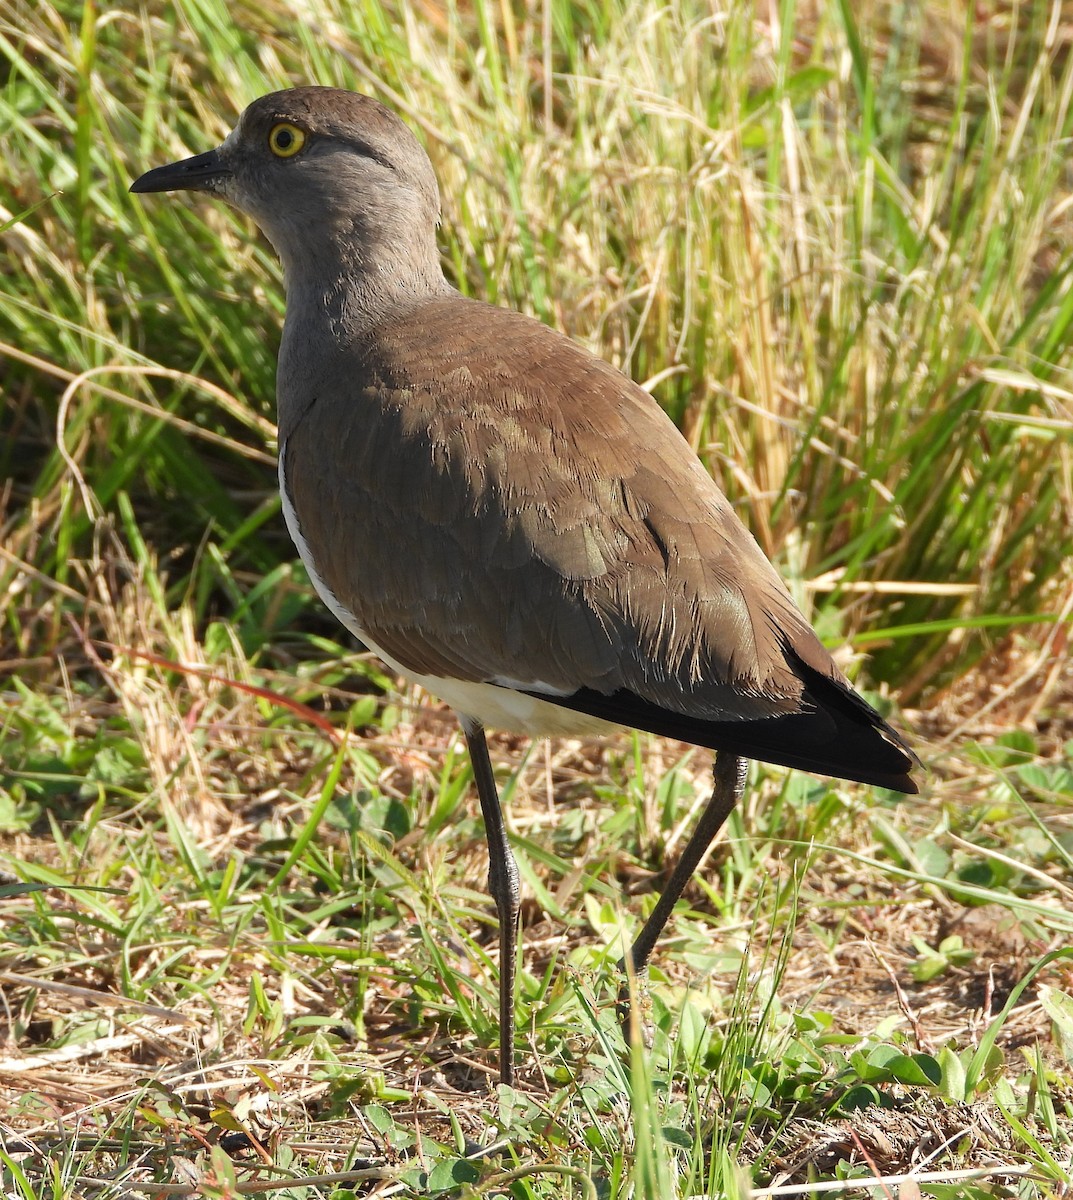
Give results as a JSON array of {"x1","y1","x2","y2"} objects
[
  {"x1": 463, "y1": 722, "x2": 521, "y2": 1087},
  {"x1": 620, "y1": 753, "x2": 747, "y2": 1023}
]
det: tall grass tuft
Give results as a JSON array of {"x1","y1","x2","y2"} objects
[
  {"x1": 3, "y1": 0, "x2": 1071, "y2": 699},
  {"x1": 2, "y1": 3, "x2": 1073, "y2": 1193}
]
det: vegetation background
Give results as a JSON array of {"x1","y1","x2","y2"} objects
[{"x1": 1, "y1": 0, "x2": 1072, "y2": 1196}]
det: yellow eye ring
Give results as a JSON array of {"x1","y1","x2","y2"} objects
[{"x1": 268, "y1": 122, "x2": 306, "y2": 158}]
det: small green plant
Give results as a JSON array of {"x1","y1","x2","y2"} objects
[{"x1": 909, "y1": 933, "x2": 976, "y2": 982}]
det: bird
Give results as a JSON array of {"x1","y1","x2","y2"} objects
[{"x1": 130, "y1": 86, "x2": 919, "y2": 1087}]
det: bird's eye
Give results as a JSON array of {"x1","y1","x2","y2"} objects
[{"x1": 268, "y1": 123, "x2": 306, "y2": 158}]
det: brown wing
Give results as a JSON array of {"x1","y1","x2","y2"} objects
[{"x1": 282, "y1": 295, "x2": 917, "y2": 789}]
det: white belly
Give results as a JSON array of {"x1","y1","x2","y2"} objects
[{"x1": 278, "y1": 451, "x2": 616, "y2": 738}]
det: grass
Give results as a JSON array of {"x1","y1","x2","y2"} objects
[{"x1": 2, "y1": 0, "x2": 1073, "y2": 1195}]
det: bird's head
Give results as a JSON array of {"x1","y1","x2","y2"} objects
[{"x1": 131, "y1": 87, "x2": 444, "y2": 292}]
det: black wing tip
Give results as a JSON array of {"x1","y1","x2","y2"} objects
[
  {"x1": 839, "y1": 719, "x2": 922, "y2": 794},
  {"x1": 886, "y1": 772, "x2": 920, "y2": 795},
  {"x1": 831, "y1": 761, "x2": 921, "y2": 795},
  {"x1": 530, "y1": 684, "x2": 922, "y2": 793}
]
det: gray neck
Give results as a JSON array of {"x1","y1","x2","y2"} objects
[{"x1": 274, "y1": 215, "x2": 450, "y2": 442}]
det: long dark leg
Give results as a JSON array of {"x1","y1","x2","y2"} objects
[
  {"x1": 627, "y1": 752, "x2": 747, "y2": 976},
  {"x1": 463, "y1": 722, "x2": 521, "y2": 1086}
]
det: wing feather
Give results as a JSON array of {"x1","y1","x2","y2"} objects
[{"x1": 282, "y1": 296, "x2": 889, "y2": 741}]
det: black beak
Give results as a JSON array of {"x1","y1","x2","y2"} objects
[{"x1": 130, "y1": 148, "x2": 230, "y2": 195}]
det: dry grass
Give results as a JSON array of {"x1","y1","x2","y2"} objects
[
  {"x1": 3, "y1": 0, "x2": 1073, "y2": 1195},
  {"x1": 2, "y1": 539, "x2": 1072, "y2": 1191}
]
